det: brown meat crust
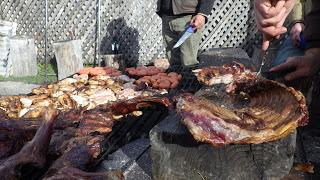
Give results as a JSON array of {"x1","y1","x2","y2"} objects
[{"x1": 177, "y1": 77, "x2": 308, "y2": 146}]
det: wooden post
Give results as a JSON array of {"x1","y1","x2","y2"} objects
[
  {"x1": 8, "y1": 36, "x2": 38, "y2": 77},
  {"x1": 53, "y1": 40, "x2": 83, "y2": 80}
]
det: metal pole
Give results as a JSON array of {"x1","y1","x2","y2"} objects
[
  {"x1": 45, "y1": 0, "x2": 48, "y2": 83},
  {"x1": 95, "y1": 0, "x2": 101, "y2": 67}
]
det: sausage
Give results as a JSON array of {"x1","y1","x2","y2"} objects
[
  {"x1": 170, "y1": 80, "x2": 179, "y2": 88},
  {"x1": 79, "y1": 67, "x2": 93, "y2": 74},
  {"x1": 158, "y1": 73, "x2": 167, "y2": 76},
  {"x1": 110, "y1": 71, "x2": 122, "y2": 77},
  {"x1": 158, "y1": 79, "x2": 171, "y2": 89},
  {"x1": 168, "y1": 72, "x2": 178, "y2": 78}
]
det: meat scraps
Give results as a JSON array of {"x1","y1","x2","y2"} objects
[
  {"x1": 177, "y1": 67, "x2": 308, "y2": 146},
  {"x1": 193, "y1": 61, "x2": 255, "y2": 86},
  {"x1": 0, "y1": 108, "x2": 57, "y2": 179}
]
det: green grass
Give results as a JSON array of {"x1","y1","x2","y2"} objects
[{"x1": 0, "y1": 63, "x2": 58, "y2": 84}]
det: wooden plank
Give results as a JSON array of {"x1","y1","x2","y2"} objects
[{"x1": 53, "y1": 40, "x2": 83, "y2": 80}]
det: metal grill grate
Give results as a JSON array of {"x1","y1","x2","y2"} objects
[{"x1": 91, "y1": 105, "x2": 168, "y2": 169}]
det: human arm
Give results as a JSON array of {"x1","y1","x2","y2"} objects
[
  {"x1": 288, "y1": 0, "x2": 305, "y2": 46},
  {"x1": 254, "y1": 0, "x2": 296, "y2": 50},
  {"x1": 269, "y1": 0, "x2": 320, "y2": 81},
  {"x1": 191, "y1": 0, "x2": 215, "y2": 30},
  {"x1": 270, "y1": 48, "x2": 320, "y2": 81}
]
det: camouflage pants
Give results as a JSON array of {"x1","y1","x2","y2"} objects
[{"x1": 161, "y1": 15, "x2": 202, "y2": 66}]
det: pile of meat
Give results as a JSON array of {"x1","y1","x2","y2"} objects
[
  {"x1": 126, "y1": 66, "x2": 165, "y2": 77},
  {"x1": 0, "y1": 73, "x2": 166, "y2": 119},
  {"x1": 0, "y1": 96, "x2": 170, "y2": 179},
  {"x1": 135, "y1": 72, "x2": 182, "y2": 89},
  {"x1": 177, "y1": 62, "x2": 309, "y2": 146},
  {"x1": 79, "y1": 66, "x2": 122, "y2": 77}
]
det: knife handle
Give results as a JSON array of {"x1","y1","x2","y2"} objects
[{"x1": 186, "y1": 25, "x2": 194, "y2": 33}]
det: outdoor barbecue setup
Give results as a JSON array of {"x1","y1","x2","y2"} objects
[{"x1": 0, "y1": 52, "x2": 310, "y2": 180}]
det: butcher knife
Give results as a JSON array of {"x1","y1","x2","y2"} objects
[{"x1": 173, "y1": 25, "x2": 194, "y2": 49}]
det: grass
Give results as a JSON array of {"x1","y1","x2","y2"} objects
[{"x1": 0, "y1": 63, "x2": 58, "y2": 84}]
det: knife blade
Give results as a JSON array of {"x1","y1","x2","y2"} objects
[{"x1": 173, "y1": 25, "x2": 194, "y2": 49}]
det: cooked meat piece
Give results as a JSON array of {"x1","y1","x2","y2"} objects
[
  {"x1": 154, "y1": 58, "x2": 170, "y2": 70},
  {"x1": 54, "y1": 109, "x2": 83, "y2": 130},
  {"x1": 48, "y1": 128, "x2": 77, "y2": 157},
  {"x1": 193, "y1": 61, "x2": 255, "y2": 86},
  {"x1": 44, "y1": 144, "x2": 123, "y2": 180},
  {"x1": 76, "y1": 111, "x2": 114, "y2": 136},
  {"x1": 176, "y1": 77, "x2": 308, "y2": 146},
  {"x1": 44, "y1": 167, "x2": 123, "y2": 180},
  {"x1": 0, "y1": 108, "x2": 57, "y2": 179},
  {"x1": 0, "y1": 109, "x2": 8, "y2": 119},
  {"x1": 0, "y1": 118, "x2": 40, "y2": 159}
]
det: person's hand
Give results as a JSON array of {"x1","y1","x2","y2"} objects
[
  {"x1": 290, "y1": 22, "x2": 305, "y2": 46},
  {"x1": 254, "y1": 0, "x2": 296, "y2": 50},
  {"x1": 270, "y1": 48, "x2": 320, "y2": 81},
  {"x1": 190, "y1": 14, "x2": 206, "y2": 30}
]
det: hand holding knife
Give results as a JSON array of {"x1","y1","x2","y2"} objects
[{"x1": 173, "y1": 25, "x2": 195, "y2": 49}]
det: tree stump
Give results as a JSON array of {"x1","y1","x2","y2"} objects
[
  {"x1": 53, "y1": 40, "x2": 83, "y2": 80},
  {"x1": 150, "y1": 113, "x2": 296, "y2": 180},
  {"x1": 8, "y1": 36, "x2": 37, "y2": 77}
]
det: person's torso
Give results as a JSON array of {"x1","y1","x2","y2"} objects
[{"x1": 157, "y1": 0, "x2": 199, "y2": 15}]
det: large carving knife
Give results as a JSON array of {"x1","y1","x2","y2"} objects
[{"x1": 173, "y1": 25, "x2": 194, "y2": 49}]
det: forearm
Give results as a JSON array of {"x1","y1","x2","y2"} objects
[{"x1": 287, "y1": 0, "x2": 305, "y2": 27}]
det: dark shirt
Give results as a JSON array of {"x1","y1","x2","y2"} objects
[
  {"x1": 160, "y1": 0, "x2": 174, "y2": 16},
  {"x1": 305, "y1": 0, "x2": 320, "y2": 48}
]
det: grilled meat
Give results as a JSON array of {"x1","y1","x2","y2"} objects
[
  {"x1": 0, "y1": 118, "x2": 40, "y2": 159},
  {"x1": 0, "y1": 108, "x2": 57, "y2": 179},
  {"x1": 193, "y1": 61, "x2": 255, "y2": 86},
  {"x1": 177, "y1": 76, "x2": 308, "y2": 146},
  {"x1": 44, "y1": 144, "x2": 123, "y2": 180}
]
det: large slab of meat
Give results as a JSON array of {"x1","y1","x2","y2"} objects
[{"x1": 177, "y1": 62, "x2": 308, "y2": 146}]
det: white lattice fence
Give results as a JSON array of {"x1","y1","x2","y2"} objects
[{"x1": 0, "y1": 0, "x2": 258, "y2": 66}]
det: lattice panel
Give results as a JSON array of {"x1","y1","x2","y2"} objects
[{"x1": 0, "y1": 0, "x2": 258, "y2": 66}]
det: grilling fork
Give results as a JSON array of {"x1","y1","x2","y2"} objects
[{"x1": 257, "y1": 49, "x2": 268, "y2": 76}]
